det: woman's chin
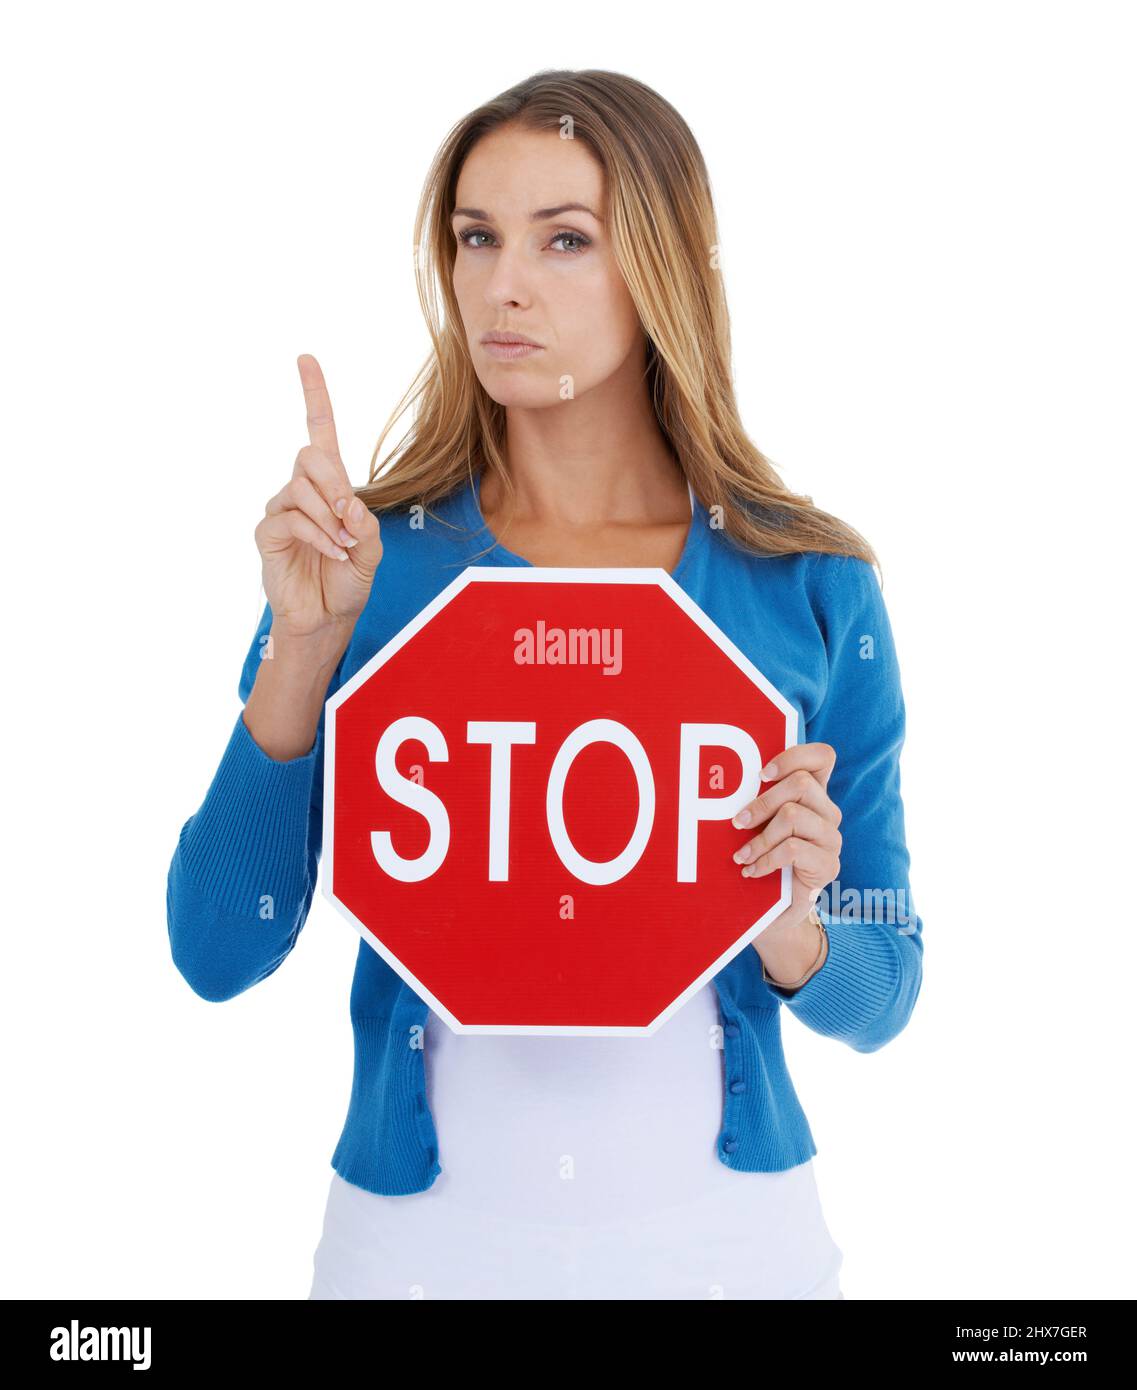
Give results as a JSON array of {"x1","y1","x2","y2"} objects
[{"x1": 478, "y1": 377, "x2": 567, "y2": 410}]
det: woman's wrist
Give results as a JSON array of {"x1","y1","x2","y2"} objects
[
  {"x1": 243, "y1": 625, "x2": 351, "y2": 762},
  {"x1": 755, "y1": 908, "x2": 828, "y2": 989}
]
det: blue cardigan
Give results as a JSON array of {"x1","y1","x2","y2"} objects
[{"x1": 167, "y1": 475, "x2": 924, "y2": 1195}]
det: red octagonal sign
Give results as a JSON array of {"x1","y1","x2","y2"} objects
[{"x1": 322, "y1": 568, "x2": 797, "y2": 1035}]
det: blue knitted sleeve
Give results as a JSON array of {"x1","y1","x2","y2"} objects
[
  {"x1": 165, "y1": 600, "x2": 345, "y2": 1002},
  {"x1": 765, "y1": 553, "x2": 924, "y2": 1052}
]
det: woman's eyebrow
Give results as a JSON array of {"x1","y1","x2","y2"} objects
[{"x1": 451, "y1": 202, "x2": 601, "y2": 223}]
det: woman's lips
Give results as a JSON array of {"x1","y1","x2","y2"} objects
[{"x1": 482, "y1": 341, "x2": 544, "y2": 360}]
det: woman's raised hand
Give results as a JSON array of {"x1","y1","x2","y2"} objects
[{"x1": 254, "y1": 354, "x2": 383, "y2": 642}]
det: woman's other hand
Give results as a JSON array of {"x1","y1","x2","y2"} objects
[{"x1": 730, "y1": 742, "x2": 843, "y2": 981}]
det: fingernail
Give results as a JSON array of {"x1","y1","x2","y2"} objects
[
  {"x1": 334, "y1": 497, "x2": 347, "y2": 517},
  {"x1": 333, "y1": 546, "x2": 347, "y2": 560},
  {"x1": 733, "y1": 848, "x2": 749, "y2": 864},
  {"x1": 761, "y1": 761, "x2": 778, "y2": 779},
  {"x1": 350, "y1": 498, "x2": 364, "y2": 522},
  {"x1": 338, "y1": 528, "x2": 358, "y2": 547},
  {"x1": 733, "y1": 810, "x2": 751, "y2": 828}
]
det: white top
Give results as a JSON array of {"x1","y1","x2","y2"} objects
[{"x1": 309, "y1": 982, "x2": 844, "y2": 1299}]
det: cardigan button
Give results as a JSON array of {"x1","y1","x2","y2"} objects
[
  {"x1": 722, "y1": 1138, "x2": 739, "y2": 1153},
  {"x1": 723, "y1": 1023, "x2": 741, "y2": 1039},
  {"x1": 730, "y1": 1079, "x2": 746, "y2": 1094}
]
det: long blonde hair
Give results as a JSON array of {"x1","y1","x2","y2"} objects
[{"x1": 355, "y1": 68, "x2": 878, "y2": 570}]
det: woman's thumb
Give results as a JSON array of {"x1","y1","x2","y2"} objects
[{"x1": 341, "y1": 496, "x2": 382, "y2": 571}]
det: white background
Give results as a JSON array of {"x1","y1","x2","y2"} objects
[{"x1": 2, "y1": 0, "x2": 1134, "y2": 1300}]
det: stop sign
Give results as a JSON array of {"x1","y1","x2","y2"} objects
[{"x1": 322, "y1": 567, "x2": 797, "y2": 1035}]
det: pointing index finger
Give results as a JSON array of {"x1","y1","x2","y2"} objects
[{"x1": 297, "y1": 353, "x2": 345, "y2": 469}]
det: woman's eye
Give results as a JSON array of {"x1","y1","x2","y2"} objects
[
  {"x1": 550, "y1": 231, "x2": 589, "y2": 254},
  {"x1": 458, "y1": 228, "x2": 494, "y2": 248}
]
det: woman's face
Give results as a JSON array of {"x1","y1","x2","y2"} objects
[{"x1": 450, "y1": 125, "x2": 644, "y2": 409}]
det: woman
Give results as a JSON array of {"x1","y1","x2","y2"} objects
[{"x1": 167, "y1": 69, "x2": 923, "y2": 1300}]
